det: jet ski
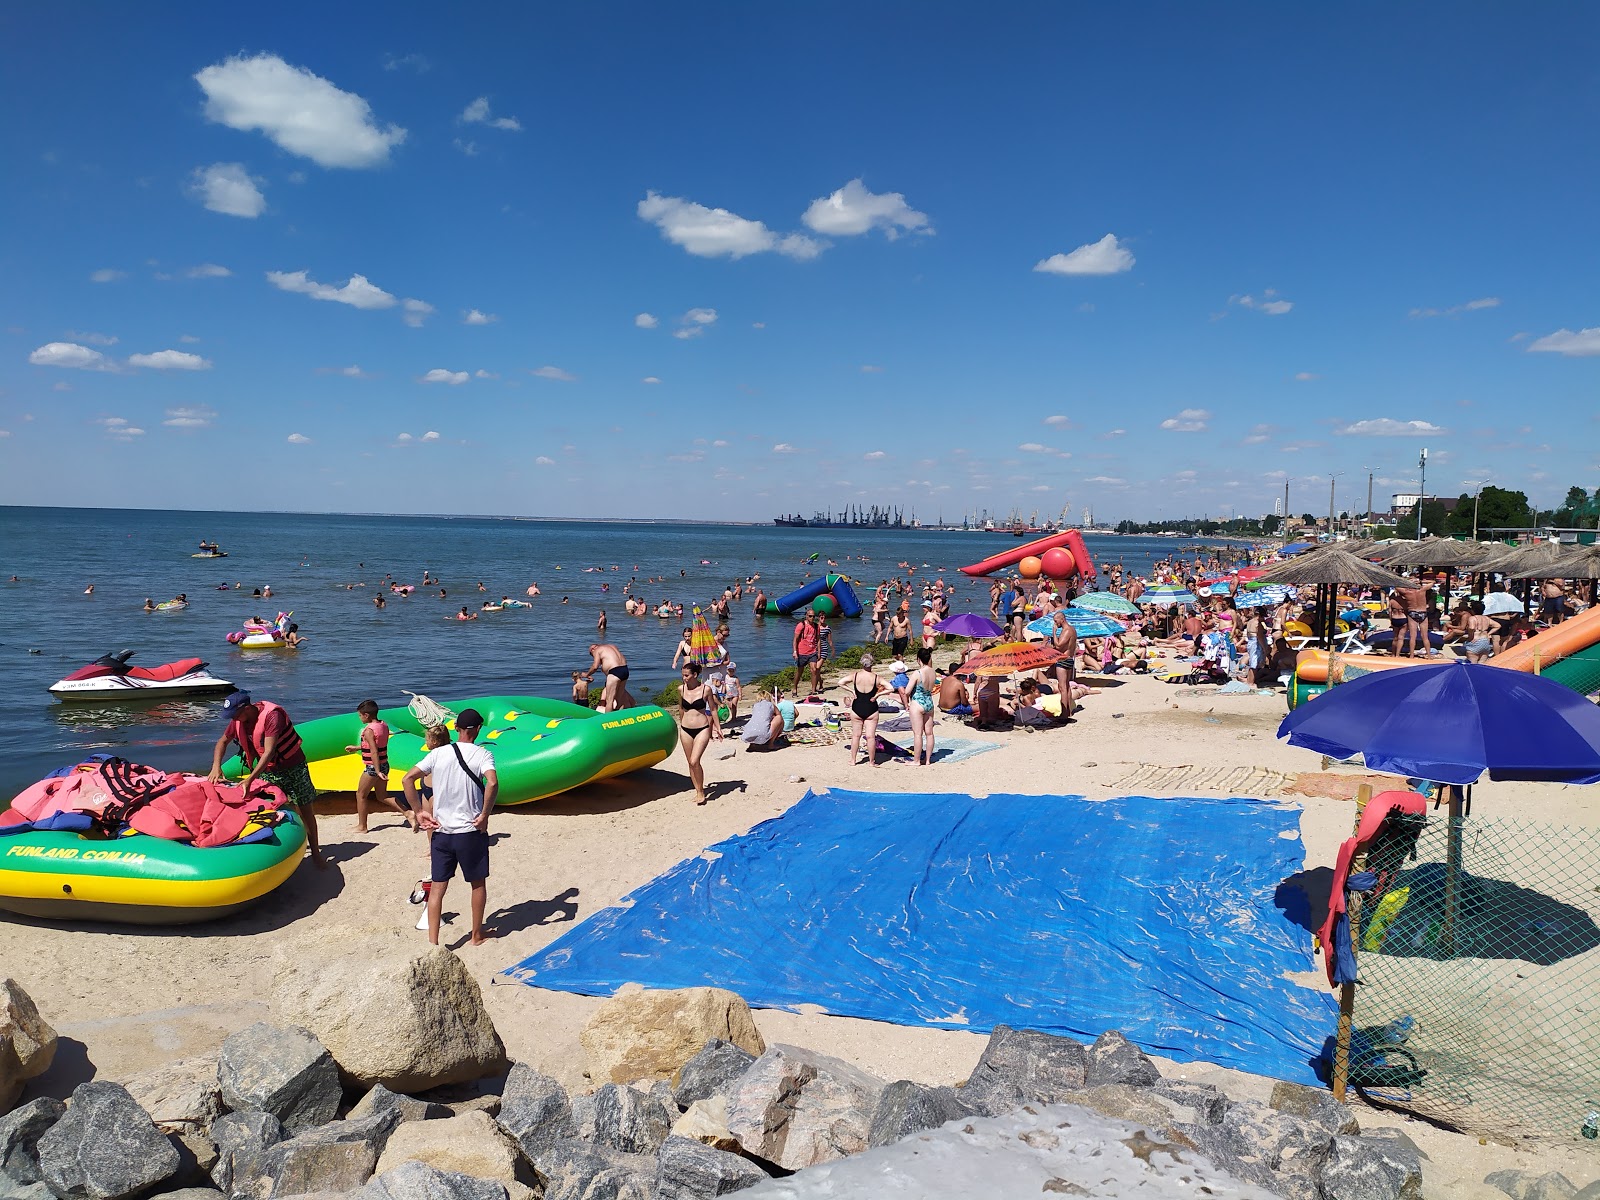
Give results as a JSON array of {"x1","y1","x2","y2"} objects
[{"x1": 50, "y1": 651, "x2": 235, "y2": 701}]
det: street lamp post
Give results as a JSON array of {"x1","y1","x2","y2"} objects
[{"x1": 1415, "y1": 448, "x2": 1428, "y2": 541}]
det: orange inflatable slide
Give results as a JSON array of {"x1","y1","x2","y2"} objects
[
  {"x1": 1294, "y1": 649, "x2": 1436, "y2": 684},
  {"x1": 1487, "y1": 603, "x2": 1600, "y2": 673}
]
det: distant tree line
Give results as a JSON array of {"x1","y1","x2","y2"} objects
[{"x1": 1395, "y1": 484, "x2": 1599, "y2": 539}]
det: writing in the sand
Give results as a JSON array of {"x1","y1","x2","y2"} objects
[
  {"x1": 600, "y1": 710, "x2": 666, "y2": 731},
  {"x1": 5, "y1": 845, "x2": 148, "y2": 864}
]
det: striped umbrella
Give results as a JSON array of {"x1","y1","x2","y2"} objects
[
  {"x1": 1072, "y1": 591, "x2": 1140, "y2": 615},
  {"x1": 961, "y1": 641, "x2": 1064, "y2": 676},
  {"x1": 1026, "y1": 610, "x2": 1126, "y2": 638},
  {"x1": 1141, "y1": 584, "x2": 1199, "y2": 607},
  {"x1": 688, "y1": 606, "x2": 719, "y2": 664}
]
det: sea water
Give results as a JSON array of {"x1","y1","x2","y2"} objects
[{"x1": 0, "y1": 506, "x2": 1231, "y2": 798}]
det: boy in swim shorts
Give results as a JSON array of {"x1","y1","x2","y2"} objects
[{"x1": 348, "y1": 699, "x2": 413, "y2": 833}]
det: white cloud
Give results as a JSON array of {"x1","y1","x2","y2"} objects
[
  {"x1": 1030, "y1": 484, "x2": 1051, "y2": 493},
  {"x1": 641, "y1": 376, "x2": 662, "y2": 384},
  {"x1": 188, "y1": 163, "x2": 265, "y2": 218},
  {"x1": 267, "y1": 269, "x2": 397, "y2": 309},
  {"x1": 1527, "y1": 327, "x2": 1600, "y2": 357},
  {"x1": 29, "y1": 342, "x2": 111, "y2": 370},
  {"x1": 129, "y1": 349, "x2": 211, "y2": 370},
  {"x1": 534, "y1": 455, "x2": 555, "y2": 466},
  {"x1": 772, "y1": 443, "x2": 796, "y2": 454},
  {"x1": 421, "y1": 431, "x2": 440, "y2": 441},
  {"x1": 186, "y1": 263, "x2": 232, "y2": 278},
  {"x1": 97, "y1": 417, "x2": 145, "y2": 440},
  {"x1": 1160, "y1": 408, "x2": 1211, "y2": 432},
  {"x1": 801, "y1": 179, "x2": 932, "y2": 239},
  {"x1": 402, "y1": 298, "x2": 434, "y2": 327},
  {"x1": 163, "y1": 405, "x2": 217, "y2": 428},
  {"x1": 864, "y1": 450, "x2": 887, "y2": 460},
  {"x1": 474, "y1": 369, "x2": 499, "y2": 379},
  {"x1": 637, "y1": 191, "x2": 825, "y2": 260},
  {"x1": 682, "y1": 307, "x2": 717, "y2": 325},
  {"x1": 635, "y1": 313, "x2": 658, "y2": 329},
  {"x1": 420, "y1": 369, "x2": 469, "y2": 385},
  {"x1": 1103, "y1": 428, "x2": 1126, "y2": 438},
  {"x1": 712, "y1": 439, "x2": 728, "y2": 447},
  {"x1": 178, "y1": 334, "x2": 201, "y2": 343},
  {"x1": 530, "y1": 366, "x2": 575, "y2": 381},
  {"x1": 1338, "y1": 418, "x2": 1446, "y2": 436},
  {"x1": 459, "y1": 96, "x2": 521, "y2": 131},
  {"x1": 1294, "y1": 371, "x2": 1319, "y2": 381},
  {"x1": 1018, "y1": 442, "x2": 1056, "y2": 454},
  {"x1": 195, "y1": 53, "x2": 405, "y2": 168},
  {"x1": 752, "y1": 321, "x2": 765, "y2": 329},
  {"x1": 1084, "y1": 475, "x2": 1126, "y2": 485},
  {"x1": 1042, "y1": 414, "x2": 1070, "y2": 427},
  {"x1": 672, "y1": 327, "x2": 704, "y2": 340},
  {"x1": 52, "y1": 382, "x2": 70, "y2": 392},
  {"x1": 383, "y1": 53, "x2": 430, "y2": 73},
  {"x1": 453, "y1": 139, "x2": 479, "y2": 157},
  {"x1": 861, "y1": 365, "x2": 883, "y2": 374},
  {"x1": 1232, "y1": 290, "x2": 1293, "y2": 315},
  {"x1": 396, "y1": 433, "x2": 413, "y2": 442},
  {"x1": 1034, "y1": 234, "x2": 1134, "y2": 276},
  {"x1": 463, "y1": 309, "x2": 497, "y2": 325},
  {"x1": 1241, "y1": 423, "x2": 1273, "y2": 446},
  {"x1": 286, "y1": 432, "x2": 312, "y2": 444},
  {"x1": 1410, "y1": 296, "x2": 1501, "y2": 318},
  {"x1": 326, "y1": 365, "x2": 370, "y2": 378},
  {"x1": 65, "y1": 330, "x2": 117, "y2": 346},
  {"x1": 89, "y1": 269, "x2": 125, "y2": 283}
]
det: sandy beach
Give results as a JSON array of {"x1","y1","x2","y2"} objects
[{"x1": 5, "y1": 657, "x2": 1596, "y2": 1196}]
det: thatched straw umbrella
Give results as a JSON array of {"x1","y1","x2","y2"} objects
[
  {"x1": 1383, "y1": 537, "x2": 1483, "y2": 570},
  {"x1": 1494, "y1": 540, "x2": 1581, "y2": 580},
  {"x1": 1251, "y1": 547, "x2": 1413, "y2": 646}
]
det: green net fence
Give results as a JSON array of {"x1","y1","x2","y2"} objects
[{"x1": 1350, "y1": 810, "x2": 1600, "y2": 1141}]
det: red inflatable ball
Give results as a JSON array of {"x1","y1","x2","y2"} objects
[
  {"x1": 812, "y1": 594, "x2": 839, "y2": 615},
  {"x1": 1040, "y1": 547, "x2": 1076, "y2": 579},
  {"x1": 1018, "y1": 556, "x2": 1043, "y2": 580}
]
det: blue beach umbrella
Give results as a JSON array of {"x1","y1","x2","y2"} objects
[
  {"x1": 1278, "y1": 660, "x2": 1600, "y2": 785},
  {"x1": 1026, "y1": 610, "x2": 1126, "y2": 639},
  {"x1": 1072, "y1": 591, "x2": 1141, "y2": 616},
  {"x1": 1141, "y1": 583, "x2": 1199, "y2": 607}
]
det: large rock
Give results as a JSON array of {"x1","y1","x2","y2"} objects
[
  {"x1": 1, "y1": 1183, "x2": 55, "y2": 1200},
  {"x1": 1487, "y1": 1171, "x2": 1578, "y2": 1200},
  {"x1": 493, "y1": 1065, "x2": 573, "y2": 1163},
  {"x1": 654, "y1": 1135, "x2": 767, "y2": 1200},
  {"x1": 1084, "y1": 1031, "x2": 1161, "y2": 1088},
  {"x1": 1175, "y1": 1100, "x2": 1335, "y2": 1200},
  {"x1": 956, "y1": 1025, "x2": 1088, "y2": 1116},
  {"x1": 670, "y1": 1098, "x2": 739, "y2": 1153},
  {"x1": 349, "y1": 1086, "x2": 452, "y2": 1127},
  {"x1": 1152, "y1": 1079, "x2": 1231, "y2": 1126},
  {"x1": 0, "y1": 982, "x2": 57, "y2": 1114},
  {"x1": 672, "y1": 1041, "x2": 756, "y2": 1110},
  {"x1": 257, "y1": 1111, "x2": 399, "y2": 1198},
  {"x1": 357, "y1": 1161, "x2": 507, "y2": 1200},
  {"x1": 1269, "y1": 1080, "x2": 1360, "y2": 1137},
  {"x1": 373, "y1": 1112, "x2": 520, "y2": 1189},
  {"x1": 867, "y1": 1081, "x2": 972, "y2": 1148},
  {"x1": 0, "y1": 1098, "x2": 65, "y2": 1184},
  {"x1": 529, "y1": 1139, "x2": 654, "y2": 1200},
  {"x1": 581, "y1": 989, "x2": 764, "y2": 1087},
  {"x1": 1058, "y1": 1084, "x2": 1183, "y2": 1132},
  {"x1": 1320, "y1": 1134, "x2": 1424, "y2": 1200},
  {"x1": 591, "y1": 1085, "x2": 672, "y2": 1156},
  {"x1": 124, "y1": 1057, "x2": 225, "y2": 1138},
  {"x1": 209, "y1": 1112, "x2": 284, "y2": 1198},
  {"x1": 724, "y1": 1045, "x2": 885, "y2": 1171},
  {"x1": 36, "y1": 1082, "x2": 180, "y2": 1200},
  {"x1": 217, "y1": 1023, "x2": 341, "y2": 1135},
  {"x1": 273, "y1": 930, "x2": 506, "y2": 1093}
]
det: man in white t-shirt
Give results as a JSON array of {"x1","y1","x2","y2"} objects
[{"x1": 400, "y1": 708, "x2": 498, "y2": 947}]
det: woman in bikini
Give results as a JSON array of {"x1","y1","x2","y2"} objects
[
  {"x1": 908, "y1": 647, "x2": 938, "y2": 766},
  {"x1": 845, "y1": 652, "x2": 884, "y2": 767},
  {"x1": 676, "y1": 662, "x2": 720, "y2": 805}
]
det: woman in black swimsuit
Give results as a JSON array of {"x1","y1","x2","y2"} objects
[
  {"x1": 677, "y1": 662, "x2": 720, "y2": 805},
  {"x1": 845, "y1": 652, "x2": 884, "y2": 768}
]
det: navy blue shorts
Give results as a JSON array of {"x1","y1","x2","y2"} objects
[{"x1": 430, "y1": 830, "x2": 490, "y2": 884}]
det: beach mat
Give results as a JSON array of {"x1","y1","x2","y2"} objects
[
  {"x1": 881, "y1": 736, "x2": 1002, "y2": 765},
  {"x1": 505, "y1": 789, "x2": 1335, "y2": 1083}
]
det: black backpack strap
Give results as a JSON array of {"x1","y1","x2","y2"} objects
[{"x1": 449, "y1": 742, "x2": 485, "y2": 794}]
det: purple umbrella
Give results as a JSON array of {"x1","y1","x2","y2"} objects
[{"x1": 933, "y1": 613, "x2": 1005, "y2": 639}]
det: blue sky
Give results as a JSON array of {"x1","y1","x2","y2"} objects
[{"x1": 2, "y1": 4, "x2": 1597, "y2": 524}]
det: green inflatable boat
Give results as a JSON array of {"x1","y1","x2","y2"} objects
[
  {"x1": 227, "y1": 696, "x2": 678, "y2": 807},
  {"x1": 0, "y1": 811, "x2": 306, "y2": 924}
]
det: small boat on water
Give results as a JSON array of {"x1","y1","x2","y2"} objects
[
  {"x1": 49, "y1": 651, "x2": 234, "y2": 701},
  {"x1": 191, "y1": 551, "x2": 229, "y2": 559}
]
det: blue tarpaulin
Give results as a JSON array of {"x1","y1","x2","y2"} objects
[{"x1": 507, "y1": 789, "x2": 1336, "y2": 1083}]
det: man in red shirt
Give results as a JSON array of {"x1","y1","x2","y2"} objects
[
  {"x1": 792, "y1": 611, "x2": 822, "y2": 698},
  {"x1": 207, "y1": 691, "x2": 325, "y2": 867}
]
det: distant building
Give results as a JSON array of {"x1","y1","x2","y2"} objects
[{"x1": 1390, "y1": 493, "x2": 1460, "y2": 518}]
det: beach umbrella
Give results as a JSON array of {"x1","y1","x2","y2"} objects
[
  {"x1": 1498, "y1": 540, "x2": 1586, "y2": 580},
  {"x1": 933, "y1": 613, "x2": 1005, "y2": 639},
  {"x1": 961, "y1": 641, "x2": 1063, "y2": 676},
  {"x1": 1383, "y1": 537, "x2": 1483, "y2": 570},
  {"x1": 1250, "y1": 547, "x2": 1412, "y2": 649},
  {"x1": 1141, "y1": 583, "x2": 1199, "y2": 607},
  {"x1": 1072, "y1": 591, "x2": 1140, "y2": 616},
  {"x1": 1026, "y1": 610, "x2": 1126, "y2": 638},
  {"x1": 687, "y1": 606, "x2": 719, "y2": 665}
]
